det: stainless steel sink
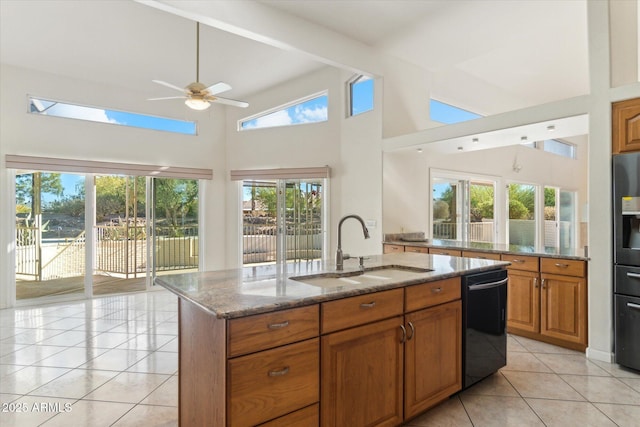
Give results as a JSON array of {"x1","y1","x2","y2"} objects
[{"x1": 290, "y1": 265, "x2": 433, "y2": 288}]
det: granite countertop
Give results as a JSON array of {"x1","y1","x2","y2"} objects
[
  {"x1": 154, "y1": 252, "x2": 508, "y2": 319},
  {"x1": 384, "y1": 233, "x2": 589, "y2": 261}
]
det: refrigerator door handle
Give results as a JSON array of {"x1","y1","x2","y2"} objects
[
  {"x1": 627, "y1": 302, "x2": 640, "y2": 310},
  {"x1": 626, "y1": 272, "x2": 640, "y2": 279}
]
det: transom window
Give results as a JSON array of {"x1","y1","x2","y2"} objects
[
  {"x1": 430, "y1": 99, "x2": 482, "y2": 124},
  {"x1": 28, "y1": 97, "x2": 197, "y2": 135},
  {"x1": 239, "y1": 92, "x2": 328, "y2": 130}
]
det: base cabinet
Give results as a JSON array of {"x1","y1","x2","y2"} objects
[
  {"x1": 321, "y1": 317, "x2": 404, "y2": 427},
  {"x1": 504, "y1": 255, "x2": 587, "y2": 351},
  {"x1": 404, "y1": 301, "x2": 462, "y2": 419}
]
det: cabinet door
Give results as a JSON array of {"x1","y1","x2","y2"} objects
[
  {"x1": 506, "y1": 270, "x2": 540, "y2": 333},
  {"x1": 321, "y1": 316, "x2": 403, "y2": 427},
  {"x1": 383, "y1": 244, "x2": 404, "y2": 254},
  {"x1": 613, "y1": 97, "x2": 640, "y2": 153},
  {"x1": 404, "y1": 300, "x2": 462, "y2": 419},
  {"x1": 540, "y1": 273, "x2": 587, "y2": 345}
]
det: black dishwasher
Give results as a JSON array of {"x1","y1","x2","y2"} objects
[{"x1": 462, "y1": 269, "x2": 508, "y2": 389}]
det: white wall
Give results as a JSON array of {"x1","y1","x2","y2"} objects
[
  {"x1": 383, "y1": 137, "x2": 589, "y2": 238},
  {"x1": 0, "y1": 64, "x2": 228, "y2": 307},
  {"x1": 224, "y1": 67, "x2": 384, "y2": 267}
]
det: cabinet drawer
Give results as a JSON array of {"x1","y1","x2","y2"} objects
[
  {"x1": 501, "y1": 254, "x2": 539, "y2": 272},
  {"x1": 540, "y1": 258, "x2": 586, "y2": 278},
  {"x1": 383, "y1": 244, "x2": 405, "y2": 254},
  {"x1": 321, "y1": 288, "x2": 404, "y2": 334},
  {"x1": 429, "y1": 248, "x2": 462, "y2": 257},
  {"x1": 405, "y1": 245, "x2": 429, "y2": 254},
  {"x1": 228, "y1": 305, "x2": 319, "y2": 357},
  {"x1": 462, "y1": 251, "x2": 502, "y2": 261},
  {"x1": 257, "y1": 403, "x2": 318, "y2": 427},
  {"x1": 228, "y1": 338, "x2": 319, "y2": 427},
  {"x1": 405, "y1": 277, "x2": 461, "y2": 312}
]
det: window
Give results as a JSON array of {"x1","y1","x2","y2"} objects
[
  {"x1": 239, "y1": 92, "x2": 328, "y2": 130},
  {"x1": 348, "y1": 75, "x2": 374, "y2": 116},
  {"x1": 543, "y1": 139, "x2": 576, "y2": 159},
  {"x1": 430, "y1": 99, "x2": 482, "y2": 124},
  {"x1": 507, "y1": 183, "x2": 537, "y2": 247},
  {"x1": 431, "y1": 171, "x2": 498, "y2": 243},
  {"x1": 28, "y1": 97, "x2": 197, "y2": 135}
]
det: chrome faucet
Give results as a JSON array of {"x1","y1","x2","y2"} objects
[{"x1": 336, "y1": 214, "x2": 370, "y2": 270}]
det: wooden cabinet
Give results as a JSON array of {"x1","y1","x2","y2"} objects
[
  {"x1": 461, "y1": 250, "x2": 501, "y2": 261},
  {"x1": 404, "y1": 300, "x2": 461, "y2": 419},
  {"x1": 428, "y1": 248, "x2": 462, "y2": 257},
  {"x1": 383, "y1": 244, "x2": 405, "y2": 254},
  {"x1": 612, "y1": 97, "x2": 640, "y2": 153},
  {"x1": 321, "y1": 278, "x2": 462, "y2": 426},
  {"x1": 506, "y1": 269, "x2": 540, "y2": 334},
  {"x1": 178, "y1": 302, "x2": 320, "y2": 427},
  {"x1": 257, "y1": 404, "x2": 319, "y2": 427},
  {"x1": 404, "y1": 245, "x2": 429, "y2": 254},
  {"x1": 503, "y1": 254, "x2": 588, "y2": 351},
  {"x1": 321, "y1": 316, "x2": 404, "y2": 427}
]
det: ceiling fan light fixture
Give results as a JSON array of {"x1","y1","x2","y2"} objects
[{"x1": 185, "y1": 98, "x2": 211, "y2": 110}]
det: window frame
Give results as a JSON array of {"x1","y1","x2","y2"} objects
[{"x1": 237, "y1": 91, "x2": 329, "y2": 131}]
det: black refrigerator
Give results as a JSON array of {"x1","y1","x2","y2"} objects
[{"x1": 613, "y1": 152, "x2": 640, "y2": 371}]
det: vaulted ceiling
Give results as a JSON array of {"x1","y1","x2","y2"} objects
[{"x1": 1, "y1": 0, "x2": 589, "y2": 119}]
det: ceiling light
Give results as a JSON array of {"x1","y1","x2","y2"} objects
[
  {"x1": 520, "y1": 136, "x2": 528, "y2": 143},
  {"x1": 185, "y1": 98, "x2": 211, "y2": 111},
  {"x1": 457, "y1": 146, "x2": 464, "y2": 151},
  {"x1": 472, "y1": 138, "x2": 479, "y2": 143},
  {"x1": 547, "y1": 125, "x2": 555, "y2": 132},
  {"x1": 417, "y1": 148, "x2": 423, "y2": 153}
]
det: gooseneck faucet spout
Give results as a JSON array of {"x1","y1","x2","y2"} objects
[{"x1": 336, "y1": 214, "x2": 370, "y2": 270}]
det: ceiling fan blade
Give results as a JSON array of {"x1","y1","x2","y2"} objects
[
  {"x1": 152, "y1": 80, "x2": 186, "y2": 93},
  {"x1": 211, "y1": 96, "x2": 249, "y2": 108},
  {"x1": 148, "y1": 96, "x2": 187, "y2": 101},
  {"x1": 205, "y1": 82, "x2": 232, "y2": 95}
]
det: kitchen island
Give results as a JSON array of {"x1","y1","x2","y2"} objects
[{"x1": 156, "y1": 252, "x2": 508, "y2": 427}]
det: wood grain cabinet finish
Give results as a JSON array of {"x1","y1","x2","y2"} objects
[
  {"x1": 404, "y1": 300, "x2": 462, "y2": 419},
  {"x1": 383, "y1": 244, "x2": 405, "y2": 254},
  {"x1": 321, "y1": 288, "x2": 404, "y2": 334},
  {"x1": 228, "y1": 338, "x2": 319, "y2": 427},
  {"x1": 227, "y1": 305, "x2": 319, "y2": 357},
  {"x1": 503, "y1": 255, "x2": 587, "y2": 351},
  {"x1": 321, "y1": 316, "x2": 404, "y2": 427},
  {"x1": 428, "y1": 248, "x2": 462, "y2": 257},
  {"x1": 256, "y1": 404, "x2": 319, "y2": 427},
  {"x1": 405, "y1": 277, "x2": 461, "y2": 312},
  {"x1": 613, "y1": 97, "x2": 640, "y2": 153},
  {"x1": 404, "y1": 245, "x2": 429, "y2": 254},
  {"x1": 461, "y1": 251, "x2": 502, "y2": 261}
]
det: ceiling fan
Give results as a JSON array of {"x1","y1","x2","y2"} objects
[{"x1": 149, "y1": 22, "x2": 248, "y2": 111}]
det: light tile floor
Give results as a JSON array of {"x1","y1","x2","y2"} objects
[{"x1": 1, "y1": 291, "x2": 639, "y2": 426}]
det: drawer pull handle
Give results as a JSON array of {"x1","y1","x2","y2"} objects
[
  {"x1": 407, "y1": 322, "x2": 415, "y2": 340},
  {"x1": 533, "y1": 277, "x2": 538, "y2": 288},
  {"x1": 512, "y1": 259, "x2": 525, "y2": 263},
  {"x1": 268, "y1": 366, "x2": 290, "y2": 377},
  {"x1": 478, "y1": 256, "x2": 487, "y2": 259},
  {"x1": 627, "y1": 302, "x2": 640, "y2": 310},
  {"x1": 400, "y1": 324, "x2": 407, "y2": 343},
  {"x1": 627, "y1": 272, "x2": 640, "y2": 279},
  {"x1": 267, "y1": 321, "x2": 289, "y2": 330},
  {"x1": 431, "y1": 287, "x2": 443, "y2": 293},
  {"x1": 360, "y1": 302, "x2": 376, "y2": 309},
  {"x1": 541, "y1": 279, "x2": 546, "y2": 289},
  {"x1": 554, "y1": 263, "x2": 569, "y2": 268}
]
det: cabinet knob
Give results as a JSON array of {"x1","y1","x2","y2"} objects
[{"x1": 533, "y1": 278, "x2": 538, "y2": 288}]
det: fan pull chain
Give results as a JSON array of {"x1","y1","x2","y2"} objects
[{"x1": 195, "y1": 22, "x2": 200, "y2": 83}]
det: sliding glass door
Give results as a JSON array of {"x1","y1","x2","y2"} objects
[
  {"x1": 15, "y1": 171, "x2": 86, "y2": 300},
  {"x1": 431, "y1": 173, "x2": 497, "y2": 243},
  {"x1": 242, "y1": 179, "x2": 325, "y2": 266},
  {"x1": 15, "y1": 170, "x2": 200, "y2": 302}
]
